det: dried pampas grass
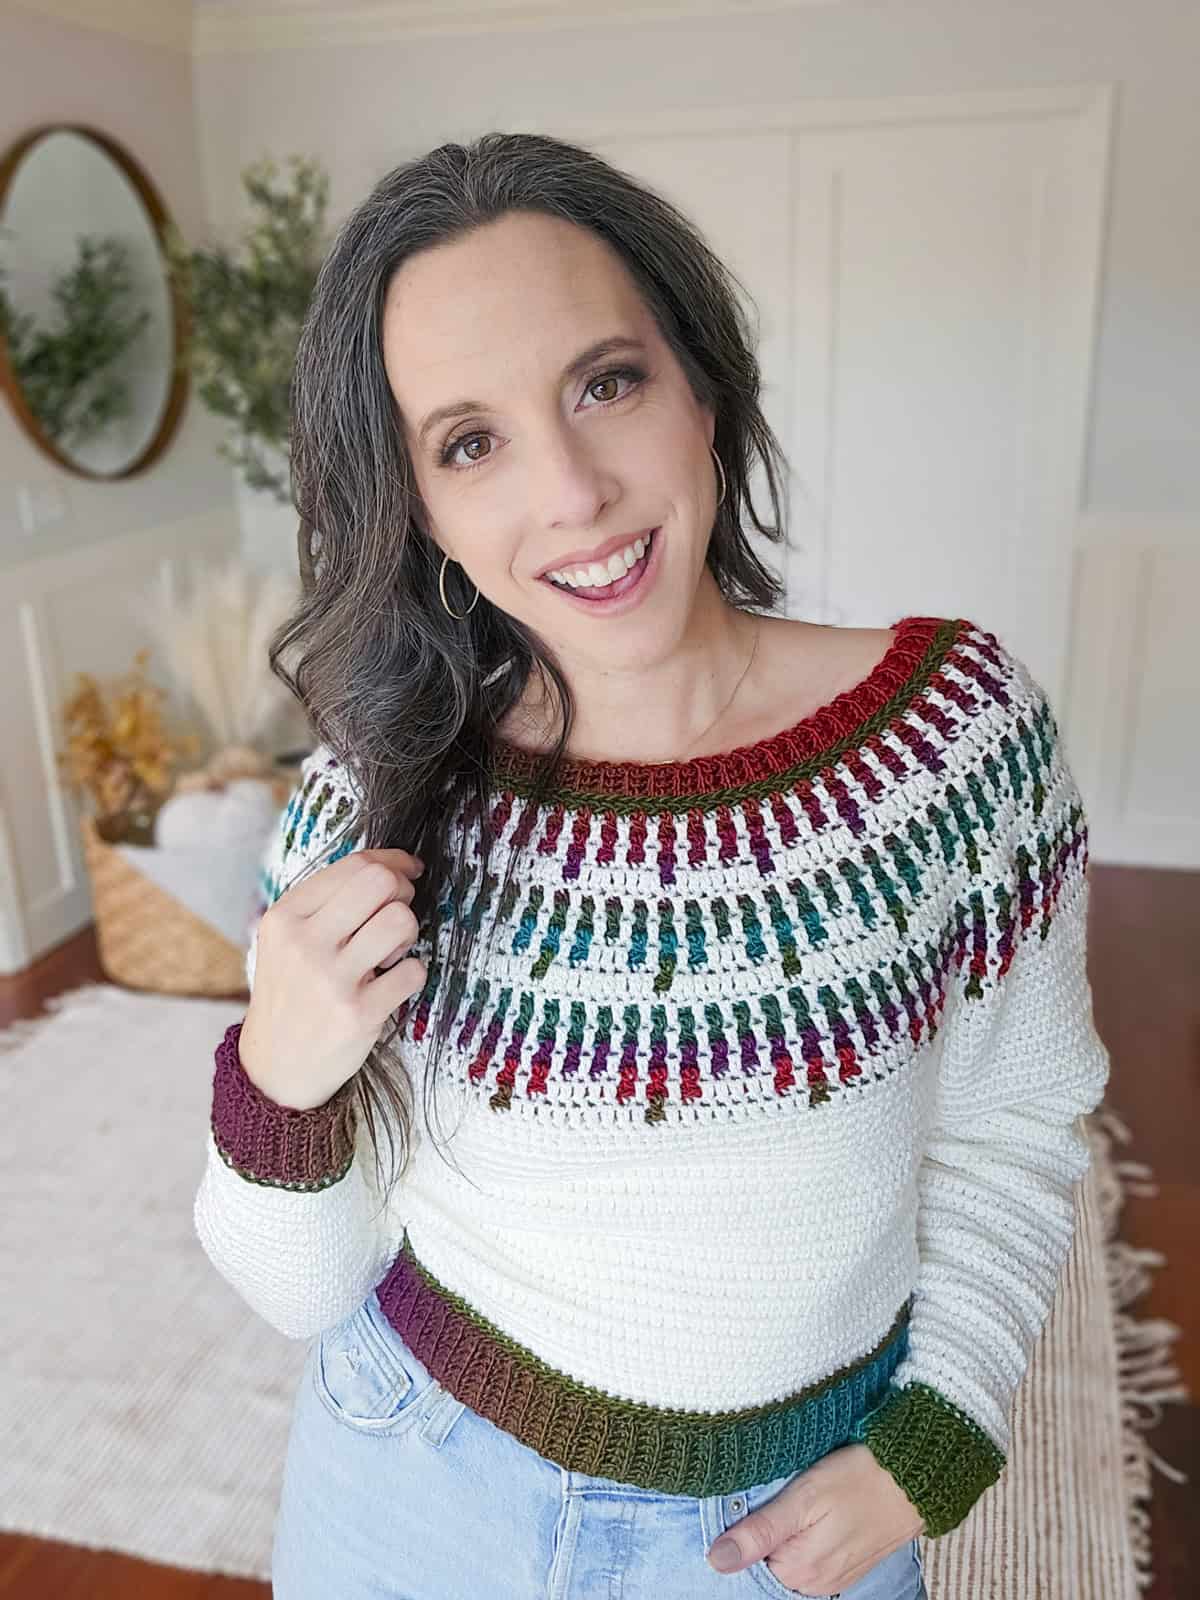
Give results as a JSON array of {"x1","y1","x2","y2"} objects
[{"x1": 132, "y1": 555, "x2": 303, "y2": 756}]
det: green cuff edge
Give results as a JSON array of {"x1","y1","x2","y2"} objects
[
  {"x1": 849, "y1": 1380, "x2": 1005, "y2": 1537},
  {"x1": 212, "y1": 1128, "x2": 356, "y2": 1193}
]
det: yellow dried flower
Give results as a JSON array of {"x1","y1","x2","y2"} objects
[{"x1": 56, "y1": 647, "x2": 202, "y2": 840}]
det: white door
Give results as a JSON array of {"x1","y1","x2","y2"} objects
[{"x1": 565, "y1": 85, "x2": 1109, "y2": 715}]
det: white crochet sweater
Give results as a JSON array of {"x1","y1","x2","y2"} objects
[{"x1": 193, "y1": 614, "x2": 1110, "y2": 1534}]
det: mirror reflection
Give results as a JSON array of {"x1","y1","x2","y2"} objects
[{"x1": 0, "y1": 126, "x2": 183, "y2": 477}]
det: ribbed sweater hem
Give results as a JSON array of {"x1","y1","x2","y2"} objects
[{"x1": 374, "y1": 1233, "x2": 912, "y2": 1497}]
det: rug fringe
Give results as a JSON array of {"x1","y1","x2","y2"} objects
[{"x1": 1088, "y1": 1105, "x2": 1191, "y2": 1592}]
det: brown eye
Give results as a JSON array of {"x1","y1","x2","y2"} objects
[
  {"x1": 438, "y1": 366, "x2": 644, "y2": 473},
  {"x1": 441, "y1": 431, "x2": 491, "y2": 468}
]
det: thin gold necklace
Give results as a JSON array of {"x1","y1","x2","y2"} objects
[
  {"x1": 500, "y1": 615, "x2": 762, "y2": 764},
  {"x1": 644, "y1": 614, "x2": 761, "y2": 766}
]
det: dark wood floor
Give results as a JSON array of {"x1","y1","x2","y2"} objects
[{"x1": 0, "y1": 864, "x2": 1196, "y2": 1597}]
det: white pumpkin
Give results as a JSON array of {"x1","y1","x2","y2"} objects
[
  {"x1": 111, "y1": 779, "x2": 287, "y2": 949},
  {"x1": 155, "y1": 778, "x2": 281, "y2": 851}
]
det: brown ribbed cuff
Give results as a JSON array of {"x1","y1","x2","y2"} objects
[{"x1": 210, "y1": 1020, "x2": 357, "y2": 1191}]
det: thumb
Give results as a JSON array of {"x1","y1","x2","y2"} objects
[{"x1": 707, "y1": 1512, "x2": 778, "y2": 1575}]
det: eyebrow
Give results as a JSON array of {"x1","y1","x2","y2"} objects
[{"x1": 415, "y1": 335, "x2": 650, "y2": 448}]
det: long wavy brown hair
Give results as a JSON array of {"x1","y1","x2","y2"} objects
[{"x1": 269, "y1": 130, "x2": 795, "y2": 1209}]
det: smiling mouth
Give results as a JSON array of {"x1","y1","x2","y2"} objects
[{"x1": 542, "y1": 528, "x2": 657, "y2": 598}]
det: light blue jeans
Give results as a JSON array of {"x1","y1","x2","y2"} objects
[{"x1": 271, "y1": 1287, "x2": 929, "y2": 1600}]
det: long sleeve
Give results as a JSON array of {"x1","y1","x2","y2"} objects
[
  {"x1": 849, "y1": 673, "x2": 1111, "y2": 1536},
  {"x1": 192, "y1": 745, "x2": 405, "y2": 1341}
]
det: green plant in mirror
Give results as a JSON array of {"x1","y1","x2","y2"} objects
[
  {"x1": 163, "y1": 154, "x2": 331, "y2": 502},
  {"x1": 0, "y1": 232, "x2": 151, "y2": 450}
]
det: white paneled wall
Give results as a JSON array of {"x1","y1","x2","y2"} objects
[
  {"x1": 1066, "y1": 516, "x2": 1200, "y2": 867},
  {"x1": 539, "y1": 86, "x2": 1119, "y2": 771}
]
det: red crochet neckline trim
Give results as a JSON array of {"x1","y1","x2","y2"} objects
[{"x1": 490, "y1": 614, "x2": 958, "y2": 799}]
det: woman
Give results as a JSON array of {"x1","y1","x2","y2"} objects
[{"x1": 195, "y1": 132, "x2": 1110, "y2": 1600}]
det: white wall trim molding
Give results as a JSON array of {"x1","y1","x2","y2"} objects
[
  {"x1": 0, "y1": 791, "x2": 29, "y2": 974},
  {"x1": 500, "y1": 82, "x2": 1111, "y2": 142},
  {"x1": 10, "y1": 0, "x2": 193, "y2": 53},
  {"x1": 193, "y1": 0, "x2": 840, "y2": 56}
]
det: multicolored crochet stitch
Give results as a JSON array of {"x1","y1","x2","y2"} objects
[{"x1": 197, "y1": 614, "x2": 1109, "y2": 1540}]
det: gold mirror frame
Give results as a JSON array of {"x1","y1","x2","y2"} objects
[{"x1": 0, "y1": 121, "x2": 190, "y2": 481}]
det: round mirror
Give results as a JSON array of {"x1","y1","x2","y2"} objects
[{"x1": 0, "y1": 123, "x2": 188, "y2": 479}]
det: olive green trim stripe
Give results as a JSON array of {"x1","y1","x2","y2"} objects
[
  {"x1": 849, "y1": 1379, "x2": 1006, "y2": 1537},
  {"x1": 488, "y1": 618, "x2": 965, "y2": 815}
]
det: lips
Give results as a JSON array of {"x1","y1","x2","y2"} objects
[{"x1": 542, "y1": 528, "x2": 657, "y2": 593}]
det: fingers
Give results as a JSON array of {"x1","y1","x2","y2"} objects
[
  {"x1": 276, "y1": 847, "x2": 425, "y2": 920},
  {"x1": 340, "y1": 898, "x2": 422, "y2": 981},
  {"x1": 321, "y1": 861, "x2": 422, "y2": 967}
]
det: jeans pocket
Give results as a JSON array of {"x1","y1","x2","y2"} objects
[
  {"x1": 746, "y1": 1555, "x2": 836, "y2": 1598},
  {"x1": 727, "y1": 1474, "x2": 836, "y2": 1600},
  {"x1": 744, "y1": 1529, "x2": 922, "y2": 1600},
  {"x1": 313, "y1": 1289, "x2": 442, "y2": 1438}
]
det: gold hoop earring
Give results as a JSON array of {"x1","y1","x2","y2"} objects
[
  {"x1": 439, "y1": 551, "x2": 479, "y2": 619},
  {"x1": 710, "y1": 442, "x2": 727, "y2": 509}
]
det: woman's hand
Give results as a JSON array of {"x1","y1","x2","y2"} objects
[
  {"x1": 237, "y1": 848, "x2": 428, "y2": 1111},
  {"x1": 705, "y1": 1443, "x2": 924, "y2": 1595}
]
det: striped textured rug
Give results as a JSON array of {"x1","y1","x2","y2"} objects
[
  {"x1": 918, "y1": 1106, "x2": 1189, "y2": 1596},
  {"x1": 0, "y1": 984, "x2": 1188, "y2": 1593}
]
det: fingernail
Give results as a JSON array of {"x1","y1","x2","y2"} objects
[{"x1": 708, "y1": 1537, "x2": 741, "y2": 1572}]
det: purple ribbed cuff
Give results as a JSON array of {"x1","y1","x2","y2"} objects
[{"x1": 210, "y1": 1020, "x2": 357, "y2": 1191}]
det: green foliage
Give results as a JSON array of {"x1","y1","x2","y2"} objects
[
  {"x1": 163, "y1": 154, "x2": 331, "y2": 501},
  {"x1": 0, "y1": 232, "x2": 151, "y2": 451}
]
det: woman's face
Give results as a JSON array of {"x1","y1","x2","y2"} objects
[{"x1": 381, "y1": 210, "x2": 718, "y2": 668}]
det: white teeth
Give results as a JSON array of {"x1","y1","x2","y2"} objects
[{"x1": 548, "y1": 532, "x2": 651, "y2": 589}]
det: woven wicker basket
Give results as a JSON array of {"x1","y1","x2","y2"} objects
[{"x1": 79, "y1": 813, "x2": 249, "y2": 997}]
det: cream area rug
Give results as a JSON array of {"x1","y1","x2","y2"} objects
[{"x1": 0, "y1": 981, "x2": 1188, "y2": 1593}]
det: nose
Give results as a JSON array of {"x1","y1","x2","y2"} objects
[{"x1": 529, "y1": 428, "x2": 617, "y2": 535}]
